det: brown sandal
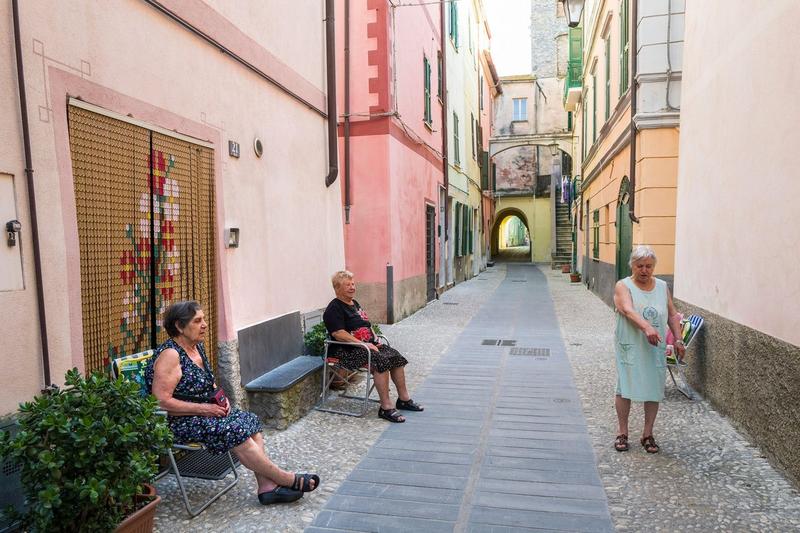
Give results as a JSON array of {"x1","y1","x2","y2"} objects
[
  {"x1": 640, "y1": 435, "x2": 660, "y2": 454},
  {"x1": 614, "y1": 434, "x2": 629, "y2": 452}
]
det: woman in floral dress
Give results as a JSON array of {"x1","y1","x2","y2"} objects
[
  {"x1": 323, "y1": 271, "x2": 424, "y2": 423},
  {"x1": 146, "y1": 300, "x2": 319, "y2": 505}
]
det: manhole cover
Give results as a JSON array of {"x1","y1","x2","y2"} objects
[{"x1": 510, "y1": 347, "x2": 550, "y2": 357}]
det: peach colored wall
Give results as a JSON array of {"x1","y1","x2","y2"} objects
[
  {"x1": 675, "y1": 0, "x2": 800, "y2": 346},
  {"x1": 0, "y1": 1, "x2": 344, "y2": 414}
]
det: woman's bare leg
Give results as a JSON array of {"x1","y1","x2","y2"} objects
[
  {"x1": 389, "y1": 366, "x2": 410, "y2": 402},
  {"x1": 232, "y1": 436, "x2": 317, "y2": 493},
  {"x1": 372, "y1": 370, "x2": 394, "y2": 410},
  {"x1": 643, "y1": 401, "x2": 659, "y2": 438},
  {"x1": 615, "y1": 394, "x2": 631, "y2": 436}
]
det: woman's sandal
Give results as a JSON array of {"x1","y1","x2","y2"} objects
[
  {"x1": 258, "y1": 486, "x2": 303, "y2": 505},
  {"x1": 378, "y1": 407, "x2": 405, "y2": 423},
  {"x1": 395, "y1": 398, "x2": 424, "y2": 412},
  {"x1": 614, "y1": 434, "x2": 630, "y2": 452},
  {"x1": 291, "y1": 473, "x2": 320, "y2": 493},
  {"x1": 640, "y1": 435, "x2": 660, "y2": 454}
]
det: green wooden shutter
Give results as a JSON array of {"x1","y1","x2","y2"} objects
[
  {"x1": 592, "y1": 209, "x2": 600, "y2": 258},
  {"x1": 424, "y1": 57, "x2": 431, "y2": 124}
]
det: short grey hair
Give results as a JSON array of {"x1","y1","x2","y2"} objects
[
  {"x1": 331, "y1": 270, "x2": 354, "y2": 290},
  {"x1": 629, "y1": 245, "x2": 657, "y2": 267},
  {"x1": 163, "y1": 300, "x2": 203, "y2": 337}
]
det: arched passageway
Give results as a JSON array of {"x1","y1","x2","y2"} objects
[{"x1": 491, "y1": 209, "x2": 532, "y2": 263}]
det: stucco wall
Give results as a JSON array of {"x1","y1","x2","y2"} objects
[
  {"x1": 0, "y1": 1, "x2": 344, "y2": 414},
  {"x1": 675, "y1": 0, "x2": 800, "y2": 346}
]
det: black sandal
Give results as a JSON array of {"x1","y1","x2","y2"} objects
[
  {"x1": 614, "y1": 434, "x2": 629, "y2": 452},
  {"x1": 258, "y1": 486, "x2": 303, "y2": 505},
  {"x1": 640, "y1": 435, "x2": 660, "y2": 454},
  {"x1": 378, "y1": 407, "x2": 405, "y2": 423},
  {"x1": 291, "y1": 473, "x2": 320, "y2": 492},
  {"x1": 396, "y1": 398, "x2": 424, "y2": 412}
]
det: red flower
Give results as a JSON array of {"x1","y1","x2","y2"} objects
[{"x1": 352, "y1": 327, "x2": 373, "y2": 342}]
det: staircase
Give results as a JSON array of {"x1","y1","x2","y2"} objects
[{"x1": 551, "y1": 203, "x2": 572, "y2": 269}]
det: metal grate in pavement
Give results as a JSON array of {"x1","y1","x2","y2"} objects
[
  {"x1": 481, "y1": 339, "x2": 517, "y2": 346},
  {"x1": 510, "y1": 347, "x2": 550, "y2": 357},
  {"x1": 443, "y1": 302, "x2": 459, "y2": 305}
]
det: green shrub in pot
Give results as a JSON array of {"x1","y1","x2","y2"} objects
[{"x1": 0, "y1": 368, "x2": 172, "y2": 532}]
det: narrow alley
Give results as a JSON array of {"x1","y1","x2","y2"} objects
[{"x1": 152, "y1": 265, "x2": 800, "y2": 532}]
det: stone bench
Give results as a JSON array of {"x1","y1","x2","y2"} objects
[
  {"x1": 244, "y1": 356, "x2": 322, "y2": 430},
  {"x1": 237, "y1": 311, "x2": 324, "y2": 430}
]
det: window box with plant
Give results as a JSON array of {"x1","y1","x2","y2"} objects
[{"x1": 0, "y1": 369, "x2": 172, "y2": 533}]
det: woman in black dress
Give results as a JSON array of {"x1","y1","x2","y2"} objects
[{"x1": 323, "y1": 271, "x2": 424, "y2": 423}]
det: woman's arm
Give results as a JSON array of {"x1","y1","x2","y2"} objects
[
  {"x1": 613, "y1": 281, "x2": 662, "y2": 346},
  {"x1": 330, "y1": 329, "x2": 379, "y2": 351},
  {"x1": 666, "y1": 289, "x2": 686, "y2": 357},
  {"x1": 152, "y1": 349, "x2": 227, "y2": 417}
]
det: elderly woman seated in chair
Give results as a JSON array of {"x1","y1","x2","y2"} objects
[
  {"x1": 323, "y1": 270, "x2": 424, "y2": 423},
  {"x1": 145, "y1": 300, "x2": 319, "y2": 505}
]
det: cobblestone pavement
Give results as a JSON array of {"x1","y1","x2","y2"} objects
[
  {"x1": 545, "y1": 266, "x2": 800, "y2": 532},
  {"x1": 153, "y1": 266, "x2": 506, "y2": 532}
]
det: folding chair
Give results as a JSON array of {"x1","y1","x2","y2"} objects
[
  {"x1": 666, "y1": 314, "x2": 704, "y2": 400},
  {"x1": 314, "y1": 335, "x2": 387, "y2": 417},
  {"x1": 111, "y1": 351, "x2": 240, "y2": 518}
]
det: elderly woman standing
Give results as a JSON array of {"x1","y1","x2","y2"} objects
[
  {"x1": 145, "y1": 300, "x2": 319, "y2": 505},
  {"x1": 613, "y1": 246, "x2": 685, "y2": 454},
  {"x1": 323, "y1": 271, "x2": 423, "y2": 423}
]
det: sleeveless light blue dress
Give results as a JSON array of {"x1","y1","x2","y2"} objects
[{"x1": 615, "y1": 277, "x2": 668, "y2": 402}]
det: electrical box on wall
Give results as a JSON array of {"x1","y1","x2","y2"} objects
[{"x1": 0, "y1": 174, "x2": 24, "y2": 291}]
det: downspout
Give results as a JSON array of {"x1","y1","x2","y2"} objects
[
  {"x1": 343, "y1": 0, "x2": 351, "y2": 220},
  {"x1": 440, "y1": 0, "x2": 449, "y2": 239},
  {"x1": 325, "y1": 0, "x2": 339, "y2": 187},
  {"x1": 628, "y1": 0, "x2": 640, "y2": 223},
  {"x1": 12, "y1": 0, "x2": 51, "y2": 387}
]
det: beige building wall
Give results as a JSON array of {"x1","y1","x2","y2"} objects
[
  {"x1": 676, "y1": 1, "x2": 799, "y2": 347},
  {"x1": 0, "y1": 1, "x2": 344, "y2": 414}
]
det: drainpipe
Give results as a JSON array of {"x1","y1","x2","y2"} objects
[
  {"x1": 343, "y1": 0, "x2": 351, "y2": 221},
  {"x1": 12, "y1": 0, "x2": 51, "y2": 387},
  {"x1": 325, "y1": 0, "x2": 339, "y2": 187},
  {"x1": 440, "y1": 0, "x2": 449, "y2": 239},
  {"x1": 628, "y1": 0, "x2": 640, "y2": 223}
]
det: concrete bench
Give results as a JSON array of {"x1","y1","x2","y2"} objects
[
  {"x1": 244, "y1": 356, "x2": 322, "y2": 429},
  {"x1": 238, "y1": 311, "x2": 324, "y2": 430}
]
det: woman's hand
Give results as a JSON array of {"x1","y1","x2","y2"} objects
[
  {"x1": 366, "y1": 343, "x2": 379, "y2": 352},
  {"x1": 675, "y1": 341, "x2": 686, "y2": 359},
  {"x1": 643, "y1": 325, "x2": 662, "y2": 346},
  {"x1": 204, "y1": 403, "x2": 228, "y2": 418}
]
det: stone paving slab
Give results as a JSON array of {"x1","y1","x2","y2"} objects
[{"x1": 308, "y1": 264, "x2": 613, "y2": 533}]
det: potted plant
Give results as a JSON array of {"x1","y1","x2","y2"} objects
[
  {"x1": 304, "y1": 322, "x2": 329, "y2": 357},
  {"x1": 0, "y1": 368, "x2": 172, "y2": 533},
  {"x1": 570, "y1": 271, "x2": 582, "y2": 283}
]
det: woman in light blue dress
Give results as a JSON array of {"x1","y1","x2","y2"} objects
[{"x1": 613, "y1": 246, "x2": 685, "y2": 454}]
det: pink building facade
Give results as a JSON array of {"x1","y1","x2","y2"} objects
[{"x1": 336, "y1": 0, "x2": 445, "y2": 322}]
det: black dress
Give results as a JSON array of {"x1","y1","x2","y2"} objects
[{"x1": 322, "y1": 298, "x2": 408, "y2": 373}]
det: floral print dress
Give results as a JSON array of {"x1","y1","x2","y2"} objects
[{"x1": 145, "y1": 338, "x2": 262, "y2": 455}]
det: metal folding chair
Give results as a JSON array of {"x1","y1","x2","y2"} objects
[
  {"x1": 666, "y1": 314, "x2": 704, "y2": 400},
  {"x1": 315, "y1": 336, "x2": 387, "y2": 417},
  {"x1": 111, "y1": 351, "x2": 240, "y2": 518}
]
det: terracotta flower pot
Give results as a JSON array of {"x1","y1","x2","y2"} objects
[
  {"x1": 115, "y1": 484, "x2": 160, "y2": 533},
  {"x1": 570, "y1": 273, "x2": 582, "y2": 283},
  {"x1": 561, "y1": 265, "x2": 571, "y2": 274}
]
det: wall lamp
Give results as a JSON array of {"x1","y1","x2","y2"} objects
[
  {"x1": 6, "y1": 219, "x2": 21, "y2": 247},
  {"x1": 563, "y1": 0, "x2": 586, "y2": 28},
  {"x1": 225, "y1": 228, "x2": 240, "y2": 248}
]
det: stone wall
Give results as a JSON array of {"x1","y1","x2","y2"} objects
[{"x1": 676, "y1": 299, "x2": 800, "y2": 486}]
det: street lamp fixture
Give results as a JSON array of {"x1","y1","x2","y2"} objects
[{"x1": 563, "y1": 0, "x2": 585, "y2": 28}]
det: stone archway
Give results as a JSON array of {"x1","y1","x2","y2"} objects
[{"x1": 491, "y1": 208, "x2": 532, "y2": 262}]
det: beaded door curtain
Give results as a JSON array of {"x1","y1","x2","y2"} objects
[{"x1": 68, "y1": 105, "x2": 217, "y2": 373}]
